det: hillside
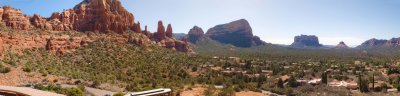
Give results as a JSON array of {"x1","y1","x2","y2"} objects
[{"x1": 0, "y1": 31, "x2": 217, "y2": 92}]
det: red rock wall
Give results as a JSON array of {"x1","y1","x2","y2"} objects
[
  {"x1": 0, "y1": 34, "x2": 91, "y2": 54},
  {"x1": 1, "y1": 6, "x2": 31, "y2": 30}
]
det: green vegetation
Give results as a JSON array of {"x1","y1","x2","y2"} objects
[
  {"x1": 34, "y1": 84, "x2": 84, "y2": 96},
  {"x1": 113, "y1": 92, "x2": 125, "y2": 96},
  {"x1": 16, "y1": 37, "x2": 219, "y2": 93}
]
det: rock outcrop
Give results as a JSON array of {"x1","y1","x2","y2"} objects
[
  {"x1": 153, "y1": 21, "x2": 166, "y2": 42},
  {"x1": 46, "y1": 35, "x2": 91, "y2": 54},
  {"x1": 188, "y1": 26, "x2": 205, "y2": 43},
  {"x1": 205, "y1": 19, "x2": 265, "y2": 47},
  {"x1": 166, "y1": 24, "x2": 173, "y2": 38},
  {"x1": 0, "y1": 34, "x2": 91, "y2": 54},
  {"x1": 0, "y1": 0, "x2": 192, "y2": 53},
  {"x1": 68, "y1": 0, "x2": 135, "y2": 33},
  {"x1": 335, "y1": 41, "x2": 349, "y2": 49},
  {"x1": 290, "y1": 35, "x2": 322, "y2": 48},
  {"x1": 358, "y1": 37, "x2": 400, "y2": 48},
  {"x1": 0, "y1": 6, "x2": 31, "y2": 30},
  {"x1": 0, "y1": 0, "x2": 135, "y2": 33}
]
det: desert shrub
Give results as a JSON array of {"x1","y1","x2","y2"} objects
[
  {"x1": 0, "y1": 67, "x2": 11, "y2": 73},
  {"x1": 65, "y1": 87, "x2": 84, "y2": 96},
  {"x1": 113, "y1": 92, "x2": 125, "y2": 96}
]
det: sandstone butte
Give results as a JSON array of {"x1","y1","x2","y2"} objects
[{"x1": 0, "y1": 0, "x2": 192, "y2": 53}]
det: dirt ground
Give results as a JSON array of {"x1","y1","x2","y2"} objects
[
  {"x1": 180, "y1": 85, "x2": 206, "y2": 96},
  {"x1": 180, "y1": 85, "x2": 266, "y2": 96},
  {"x1": 235, "y1": 91, "x2": 267, "y2": 96}
]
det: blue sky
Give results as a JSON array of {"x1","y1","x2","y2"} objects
[{"x1": 2, "y1": 0, "x2": 400, "y2": 46}]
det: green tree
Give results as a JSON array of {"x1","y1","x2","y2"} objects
[
  {"x1": 287, "y1": 76, "x2": 298, "y2": 88},
  {"x1": 66, "y1": 87, "x2": 84, "y2": 96},
  {"x1": 113, "y1": 92, "x2": 125, "y2": 96},
  {"x1": 321, "y1": 72, "x2": 327, "y2": 84},
  {"x1": 277, "y1": 79, "x2": 284, "y2": 88},
  {"x1": 358, "y1": 74, "x2": 369, "y2": 92},
  {"x1": 257, "y1": 74, "x2": 266, "y2": 88},
  {"x1": 245, "y1": 60, "x2": 252, "y2": 69}
]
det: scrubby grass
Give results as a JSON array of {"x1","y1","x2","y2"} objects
[{"x1": 18, "y1": 37, "x2": 214, "y2": 92}]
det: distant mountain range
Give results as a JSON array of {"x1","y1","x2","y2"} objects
[{"x1": 173, "y1": 19, "x2": 400, "y2": 51}]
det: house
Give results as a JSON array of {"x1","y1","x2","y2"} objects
[
  {"x1": 307, "y1": 78, "x2": 321, "y2": 85},
  {"x1": 328, "y1": 79, "x2": 358, "y2": 90},
  {"x1": 388, "y1": 73, "x2": 400, "y2": 79},
  {"x1": 388, "y1": 89, "x2": 398, "y2": 92},
  {"x1": 214, "y1": 85, "x2": 224, "y2": 89},
  {"x1": 280, "y1": 75, "x2": 291, "y2": 82},
  {"x1": 261, "y1": 70, "x2": 273, "y2": 75}
]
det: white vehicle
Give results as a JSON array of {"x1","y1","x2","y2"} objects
[{"x1": 125, "y1": 88, "x2": 172, "y2": 96}]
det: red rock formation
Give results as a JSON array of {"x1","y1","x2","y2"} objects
[
  {"x1": 154, "y1": 21, "x2": 166, "y2": 42},
  {"x1": 188, "y1": 26, "x2": 205, "y2": 43},
  {"x1": 0, "y1": 37, "x2": 3, "y2": 53},
  {"x1": 335, "y1": 41, "x2": 349, "y2": 49},
  {"x1": 46, "y1": 35, "x2": 91, "y2": 54},
  {"x1": 1, "y1": 6, "x2": 31, "y2": 30},
  {"x1": 166, "y1": 24, "x2": 173, "y2": 38},
  {"x1": 174, "y1": 38, "x2": 191, "y2": 52},
  {"x1": 0, "y1": 34, "x2": 91, "y2": 54},
  {"x1": 133, "y1": 22, "x2": 141, "y2": 33},
  {"x1": 1, "y1": 0, "x2": 134, "y2": 33},
  {"x1": 0, "y1": 7, "x2": 3, "y2": 22},
  {"x1": 0, "y1": 0, "x2": 193, "y2": 53},
  {"x1": 72, "y1": 0, "x2": 135, "y2": 33},
  {"x1": 30, "y1": 14, "x2": 53, "y2": 30}
]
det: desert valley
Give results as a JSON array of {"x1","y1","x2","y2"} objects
[{"x1": 0, "y1": 0, "x2": 400, "y2": 96}]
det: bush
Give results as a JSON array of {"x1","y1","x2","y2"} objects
[
  {"x1": 66, "y1": 87, "x2": 84, "y2": 96},
  {"x1": 0, "y1": 67, "x2": 11, "y2": 73},
  {"x1": 23, "y1": 66, "x2": 32, "y2": 72},
  {"x1": 113, "y1": 92, "x2": 125, "y2": 96}
]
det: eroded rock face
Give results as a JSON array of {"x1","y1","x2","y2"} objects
[
  {"x1": 72, "y1": 0, "x2": 135, "y2": 33},
  {"x1": 46, "y1": 35, "x2": 91, "y2": 54},
  {"x1": 205, "y1": 19, "x2": 264, "y2": 47},
  {"x1": 0, "y1": 34, "x2": 91, "y2": 54},
  {"x1": 0, "y1": 0, "x2": 192, "y2": 53},
  {"x1": 174, "y1": 39, "x2": 191, "y2": 52},
  {"x1": 133, "y1": 22, "x2": 142, "y2": 33},
  {"x1": 0, "y1": 8, "x2": 3, "y2": 21},
  {"x1": 290, "y1": 35, "x2": 322, "y2": 48},
  {"x1": 0, "y1": 37, "x2": 3, "y2": 53},
  {"x1": 188, "y1": 26, "x2": 205, "y2": 43},
  {"x1": 1, "y1": 6, "x2": 31, "y2": 30},
  {"x1": 335, "y1": 41, "x2": 349, "y2": 49},
  {"x1": 1, "y1": 0, "x2": 134, "y2": 33}
]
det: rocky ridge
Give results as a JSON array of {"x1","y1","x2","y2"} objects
[
  {"x1": 205, "y1": 19, "x2": 265, "y2": 47},
  {"x1": 0, "y1": 0, "x2": 191, "y2": 52},
  {"x1": 358, "y1": 38, "x2": 400, "y2": 48}
]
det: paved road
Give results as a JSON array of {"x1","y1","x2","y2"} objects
[
  {"x1": 0, "y1": 86, "x2": 64, "y2": 96},
  {"x1": 61, "y1": 84, "x2": 116, "y2": 96}
]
